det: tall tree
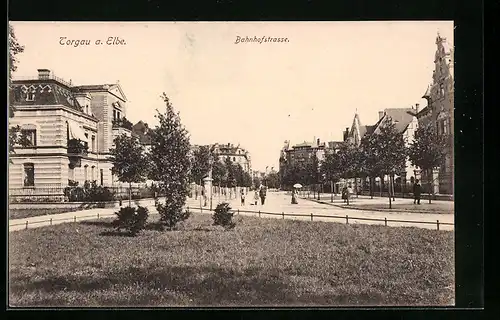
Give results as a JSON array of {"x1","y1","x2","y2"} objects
[
  {"x1": 110, "y1": 134, "x2": 149, "y2": 206},
  {"x1": 149, "y1": 93, "x2": 192, "y2": 230},
  {"x1": 369, "y1": 122, "x2": 407, "y2": 208},
  {"x1": 265, "y1": 171, "x2": 281, "y2": 189},
  {"x1": 320, "y1": 151, "x2": 342, "y2": 196},
  {"x1": 408, "y1": 123, "x2": 449, "y2": 204},
  {"x1": 190, "y1": 145, "x2": 212, "y2": 184},
  {"x1": 223, "y1": 157, "x2": 236, "y2": 187},
  {"x1": 212, "y1": 160, "x2": 227, "y2": 187},
  {"x1": 8, "y1": 24, "x2": 25, "y2": 163}
]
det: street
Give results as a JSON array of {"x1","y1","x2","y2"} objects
[{"x1": 9, "y1": 192, "x2": 454, "y2": 232}]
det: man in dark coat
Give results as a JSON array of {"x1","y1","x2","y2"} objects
[
  {"x1": 413, "y1": 179, "x2": 422, "y2": 204},
  {"x1": 259, "y1": 186, "x2": 267, "y2": 205}
]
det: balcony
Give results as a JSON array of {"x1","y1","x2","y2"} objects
[{"x1": 67, "y1": 139, "x2": 88, "y2": 168}]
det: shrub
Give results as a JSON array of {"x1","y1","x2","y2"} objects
[
  {"x1": 113, "y1": 206, "x2": 149, "y2": 236},
  {"x1": 156, "y1": 202, "x2": 191, "y2": 231},
  {"x1": 213, "y1": 202, "x2": 235, "y2": 230}
]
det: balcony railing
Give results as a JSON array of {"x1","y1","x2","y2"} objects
[{"x1": 12, "y1": 74, "x2": 73, "y2": 87}]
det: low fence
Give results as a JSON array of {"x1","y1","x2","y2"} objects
[
  {"x1": 10, "y1": 204, "x2": 454, "y2": 232},
  {"x1": 8, "y1": 186, "x2": 157, "y2": 203}
]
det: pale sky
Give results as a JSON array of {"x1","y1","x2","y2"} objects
[{"x1": 10, "y1": 21, "x2": 453, "y2": 172}]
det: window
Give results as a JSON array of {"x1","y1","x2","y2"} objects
[
  {"x1": 21, "y1": 129, "x2": 37, "y2": 146},
  {"x1": 91, "y1": 135, "x2": 96, "y2": 152},
  {"x1": 86, "y1": 105, "x2": 89, "y2": 114},
  {"x1": 23, "y1": 163, "x2": 35, "y2": 187},
  {"x1": 91, "y1": 166, "x2": 95, "y2": 181},
  {"x1": 440, "y1": 83, "x2": 445, "y2": 97},
  {"x1": 113, "y1": 109, "x2": 117, "y2": 120},
  {"x1": 233, "y1": 157, "x2": 236, "y2": 161},
  {"x1": 84, "y1": 165, "x2": 88, "y2": 181},
  {"x1": 100, "y1": 169, "x2": 104, "y2": 186},
  {"x1": 26, "y1": 92, "x2": 35, "y2": 101},
  {"x1": 84, "y1": 133, "x2": 89, "y2": 141},
  {"x1": 443, "y1": 119, "x2": 449, "y2": 134}
]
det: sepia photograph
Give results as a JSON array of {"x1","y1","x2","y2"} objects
[{"x1": 8, "y1": 21, "x2": 455, "y2": 307}]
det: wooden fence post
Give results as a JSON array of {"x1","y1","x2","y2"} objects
[
  {"x1": 437, "y1": 220, "x2": 440, "y2": 231},
  {"x1": 310, "y1": 213, "x2": 313, "y2": 221},
  {"x1": 282, "y1": 212, "x2": 284, "y2": 219},
  {"x1": 74, "y1": 216, "x2": 77, "y2": 223},
  {"x1": 258, "y1": 210, "x2": 261, "y2": 218},
  {"x1": 238, "y1": 209, "x2": 240, "y2": 215},
  {"x1": 346, "y1": 215, "x2": 349, "y2": 224},
  {"x1": 97, "y1": 213, "x2": 100, "y2": 219},
  {"x1": 384, "y1": 217, "x2": 387, "y2": 226},
  {"x1": 50, "y1": 218, "x2": 52, "y2": 226},
  {"x1": 25, "y1": 221, "x2": 28, "y2": 229}
]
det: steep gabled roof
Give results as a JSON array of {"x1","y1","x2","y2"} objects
[{"x1": 376, "y1": 108, "x2": 414, "y2": 133}]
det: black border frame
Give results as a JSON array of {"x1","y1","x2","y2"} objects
[{"x1": 5, "y1": 0, "x2": 484, "y2": 318}]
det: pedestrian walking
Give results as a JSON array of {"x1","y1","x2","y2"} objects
[
  {"x1": 342, "y1": 186, "x2": 348, "y2": 203},
  {"x1": 259, "y1": 186, "x2": 267, "y2": 205},
  {"x1": 253, "y1": 190, "x2": 259, "y2": 205},
  {"x1": 240, "y1": 188, "x2": 246, "y2": 206},
  {"x1": 291, "y1": 188, "x2": 298, "y2": 204},
  {"x1": 413, "y1": 179, "x2": 422, "y2": 204}
]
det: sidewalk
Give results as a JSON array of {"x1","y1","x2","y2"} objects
[{"x1": 301, "y1": 194, "x2": 453, "y2": 214}]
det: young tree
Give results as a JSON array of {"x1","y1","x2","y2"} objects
[
  {"x1": 307, "y1": 152, "x2": 321, "y2": 199},
  {"x1": 110, "y1": 134, "x2": 149, "y2": 206},
  {"x1": 190, "y1": 145, "x2": 212, "y2": 185},
  {"x1": 320, "y1": 151, "x2": 342, "y2": 199},
  {"x1": 8, "y1": 23, "x2": 26, "y2": 163},
  {"x1": 369, "y1": 122, "x2": 407, "y2": 208},
  {"x1": 359, "y1": 135, "x2": 383, "y2": 199},
  {"x1": 149, "y1": 93, "x2": 192, "y2": 230},
  {"x1": 212, "y1": 160, "x2": 227, "y2": 187},
  {"x1": 408, "y1": 123, "x2": 449, "y2": 204},
  {"x1": 265, "y1": 171, "x2": 281, "y2": 189}
]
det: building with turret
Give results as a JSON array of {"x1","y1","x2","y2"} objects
[{"x1": 415, "y1": 32, "x2": 454, "y2": 194}]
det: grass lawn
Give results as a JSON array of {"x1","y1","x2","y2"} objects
[
  {"x1": 9, "y1": 213, "x2": 454, "y2": 307},
  {"x1": 9, "y1": 208, "x2": 82, "y2": 220}
]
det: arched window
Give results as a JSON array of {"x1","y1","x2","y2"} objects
[
  {"x1": 91, "y1": 166, "x2": 96, "y2": 181},
  {"x1": 23, "y1": 163, "x2": 35, "y2": 187},
  {"x1": 84, "y1": 165, "x2": 89, "y2": 181}
]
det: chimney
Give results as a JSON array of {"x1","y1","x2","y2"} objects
[
  {"x1": 37, "y1": 69, "x2": 51, "y2": 80},
  {"x1": 415, "y1": 103, "x2": 420, "y2": 113},
  {"x1": 378, "y1": 111, "x2": 385, "y2": 120},
  {"x1": 317, "y1": 138, "x2": 320, "y2": 146}
]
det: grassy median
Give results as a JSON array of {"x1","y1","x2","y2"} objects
[{"x1": 9, "y1": 213, "x2": 454, "y2": 307}]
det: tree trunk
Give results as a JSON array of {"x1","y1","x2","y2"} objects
[
  {"x1": 370, "y1": 176, "x2": 374, "y2": 199},
  {"x1": 391, "y1": 174, "x2": 395, "y2": 201},
  {"x1": 128, "y1": 182, "x2": 132, "y2": 207},
  {"x1": 330, "y1": 180, "x2": 334, "y2": 202},
  {"x1": 428, "y1": 169, "x2": 432, "y2": 204},
  {"x1": 388, "y1": 176, "x2": 392, "y2": 209},
  {"x1": 355, "y1": 177, "x2": 358, "y2": 198},
  {"x1": 379, "y1": 176, "x2": 384, "y2": 197}
]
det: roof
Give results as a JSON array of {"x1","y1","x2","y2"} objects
[
  {"x1": 381, "y1": 108, "x2": 415, "y2": 133},
  {"x1": 327, "y1": 141, "x2": 344, "y2": 149},
  {"x1": 74, "y1": 83, "x2": 127, "y2": 101},
  {"x1": 10, "y1": 80, "x2": 84, "y2": 113}
]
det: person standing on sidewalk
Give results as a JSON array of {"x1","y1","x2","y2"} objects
[
  {"x1": 254, "y1": 189, "x2": 259, "y2": 205},
  {"x1": 259, "y1": 186, "x2": 267, "y2": 205},
  {"x1": 240, "y1": 188, "x2": 246, "y2": 206},
  {"x1": 413, "y1": 179, "x2": 422, "y2": 204}
]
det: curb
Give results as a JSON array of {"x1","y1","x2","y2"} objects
[{"x1": 301, "y1": 197, "x2": 451, "y2": 215}]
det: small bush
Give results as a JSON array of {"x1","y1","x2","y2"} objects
[
  {"x1": 213, "y1": 202, "x2": 235, "y2": 230},
  {"x1": 113, "y1": 206, "x2": 149, "y2": 236},
  {"x1": 156, "y1": 202, "x2": 191, "y2": 231}
]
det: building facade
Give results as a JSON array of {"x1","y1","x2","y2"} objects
[
  {"x1": 212, "y1": 143, "x2": 252, "y2": 173},
  {"x1": 416, "y1": 33, "x2": 454, "y2": 194},
  {"x1": 9, "y1": 69, "x2": 132, "y2": 196}
]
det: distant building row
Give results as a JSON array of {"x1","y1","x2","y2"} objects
[{"x1": 279, "y1": 33, "x2": 453, "y2": 195}]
